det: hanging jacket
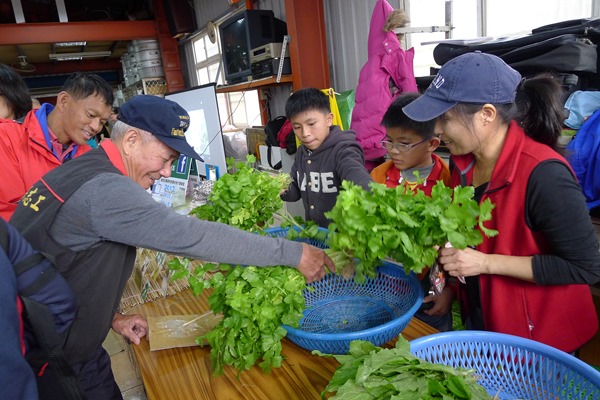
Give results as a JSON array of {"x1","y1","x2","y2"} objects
[
  {"x1": 350, "y1": 0, "x2": 418, "y2": 162},
  {"x1": 370, "y1": 154, "x2": 450, "y2": 194},
  {"x1": 0, "y1": 105, "x2": 91, "y2": 221},
  {"x1": 451, "y1": 121, "x2": 597, "y2": 353}
]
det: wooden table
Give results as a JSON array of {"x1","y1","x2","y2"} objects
[{"x1": 126, "y1": 289, "x2": 439, "y2": 400}]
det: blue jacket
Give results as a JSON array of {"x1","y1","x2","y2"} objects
[
  {"x1": 566, "y1": 109, "x2": 600, "y2": 209},
  {"x1": 0, "y1": 221, "x2": 39, "y2": 400}
]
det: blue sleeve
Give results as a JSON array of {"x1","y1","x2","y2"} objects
[
  {"x1": 4, "y1": 221, "x2": 76, "y2": 335},
  {"x1": 4, "y1": 220, "x2": 38, "y2": 266},
  {"x1": 0, "y1": 221, "x2": 39, "y2": 398}
]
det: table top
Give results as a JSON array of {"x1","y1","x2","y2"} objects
[{"x1": 127, "y1": 288, "x2": 439, "y2": 400}]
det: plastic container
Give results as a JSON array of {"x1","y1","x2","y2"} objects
[
  {"x1": 410, "y1": 331, "x2": 600, "y2": 399},
  {"x1": 265, "y1": 227, "x2": 423, "y2": 354}
]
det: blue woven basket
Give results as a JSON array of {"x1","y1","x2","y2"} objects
[
  {"x1": 410, "y1": 331, "x2": 600, "y2": 399},
  {"x1": 265, "y1": 226, "x2": 423, "y2": 355}
]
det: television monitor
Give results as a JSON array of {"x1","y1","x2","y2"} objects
[
  {"x1": 165, "y1": 83, "x2": 227, "y2": 179},
  {"x1": 219, "y1": 10, "x2": 287, "y2": 85}
]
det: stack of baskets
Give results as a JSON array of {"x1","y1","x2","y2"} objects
[
  {"x1": 410, "y1": 331, "x2": 600, "y2": 399},
  {"x1": 121, "y1": 39, "x2": 165, "y2": 87},
  {"x1": 265, "y1": 226, "x2": 423, "y2": 354}
]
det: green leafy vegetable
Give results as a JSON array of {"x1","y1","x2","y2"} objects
[
  {"x1": 316, "y1": 335, "x2": 490, "y2": 399},
  {"x1": 169, "y1": 157, "x2": 312, "y2": 376},
  {"x1": 168, "y1": 258, "x2": 307, "y2": 376},
  {"x1": 324, "y1": 181, "x2": 498, "y2": 283},
  {"x1": 189, "y1": 155, "x2": 290, "y2": 233}
]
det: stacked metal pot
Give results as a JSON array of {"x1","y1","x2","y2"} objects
[{"x1": 121, "y1": 39, "x2": 165, "y2": 87}]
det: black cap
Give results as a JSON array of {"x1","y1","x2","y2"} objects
[{"x1": 118, "y1": 95, "x2": 203, "y2": 161}]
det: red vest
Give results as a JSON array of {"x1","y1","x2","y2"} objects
[{"x1": 450, "y1": 121, "x2": 597, "y2": 352}]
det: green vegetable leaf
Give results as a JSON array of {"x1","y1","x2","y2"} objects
[{"x1": 325, "y1": 180, "x2": 498, "y2": 279}]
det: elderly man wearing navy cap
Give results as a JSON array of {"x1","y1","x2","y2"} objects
[{"x1": 9, "y1": 95, "x2": 333, "y2": 400}]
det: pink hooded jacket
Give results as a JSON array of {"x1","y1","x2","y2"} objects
[{"x1": 350, "y1": 0, "x2": 418, "y2": 163}]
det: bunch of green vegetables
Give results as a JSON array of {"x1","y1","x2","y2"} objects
[
  {"x1": 169, "y1": 259, "x2": 306, "y2": 376},
  {"x1": 189, "y1": 155, "x2": 290, "y2": 232},
  {"x1": 170, "y1": 156, "x2": 312, "y2": 376},
  {"x1": 316, "y1": 336, "x2": 490, "y2": 399},
  {"x1": 324, "y1": 181, "x2": 498, "y2": 283}
]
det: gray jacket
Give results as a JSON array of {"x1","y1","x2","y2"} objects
[{"x1": 281, "y1": 126, "x2": 372, "y2": 227}]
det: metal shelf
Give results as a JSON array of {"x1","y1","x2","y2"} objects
[{"x1": 216, "y1": 74, "x2": 293, "y2": 93}]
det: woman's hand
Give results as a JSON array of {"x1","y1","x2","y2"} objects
[
  {"x1": 438, "y1": 246, "x2": 490, "y2": 278},
  {"x1": 438, "y1": 246, "x2": 535, "y2": 282}
]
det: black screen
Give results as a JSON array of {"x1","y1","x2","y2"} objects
[{"x1": 221, "y1": 16, "x2": 250, "y2": 77}]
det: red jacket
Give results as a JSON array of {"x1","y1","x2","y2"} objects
[
  {"x1": 370, "y1": 153, "x2": 450, "y2": 194},
  {"x1": 0, "y1": 108, "x2": 91, "y2": 221},
  {"x1": 450, "y1": 121, "x2": 597, "y2": 352}
]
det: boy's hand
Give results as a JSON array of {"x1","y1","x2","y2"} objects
[
  {"x1": 296, "y1": 243, "x2": 333, "y2": 283},
  {"x1": 423, "y1": 287, "x2": 454, "y2": 317}
]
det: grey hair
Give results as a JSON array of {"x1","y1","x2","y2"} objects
[{"x1": 110, "y1": 120, "x2": 154, "y2": 142}]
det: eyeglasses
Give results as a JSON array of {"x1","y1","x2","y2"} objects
[{"x1": 380, "y1": 136, "x2": 434, "y2": 152}]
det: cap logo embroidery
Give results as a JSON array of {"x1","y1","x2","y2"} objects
[
  {"x1": 432, "y1": 74, "x2": 445, "y2": 89},
  {"x1": 179, "y1": 115, "x2": 190, "y2": 129},
  {"x1": 171, "y1": 128, "x2": 185, "y2": 137}
]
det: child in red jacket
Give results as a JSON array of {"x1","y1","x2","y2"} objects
[{"x1": 371, "y1": 92, "x2": 453, "y2": 331}]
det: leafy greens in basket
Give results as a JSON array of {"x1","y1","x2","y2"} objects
[
  {"x1": 315, "y1": 335, "x2": 490, "y2": 399},
  {"x1": 170, "y1": 155, "x2": 310, "y2": 376},
  {"x1": 324, "y1": 181, "x2": 498, "y2": 283}
]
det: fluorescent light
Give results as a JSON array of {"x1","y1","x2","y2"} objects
[
  {"x1": 52, "y1": 55, "x2": 83, "y2": 61},
  {"x1": 49, "y1": 51, "x2": 111, "y2": 61},
  {"x1": 54, "y1": 41, "x2": 87, "y2": 47}
]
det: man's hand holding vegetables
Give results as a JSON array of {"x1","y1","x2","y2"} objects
[{"x1": 298, "y1": 242, "x2": 333, "y2": 283}]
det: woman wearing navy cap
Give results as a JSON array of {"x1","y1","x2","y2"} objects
[{"x1": 403, "y1": 51, "x2": 600, "y2": 353}]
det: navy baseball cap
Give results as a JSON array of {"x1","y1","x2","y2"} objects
[
  {"x1": 118, "y1": 95, "x2": 203, "y2": 161},
  {"x1": 403, "y1": 51, "x2": 522, "y2": 122}
]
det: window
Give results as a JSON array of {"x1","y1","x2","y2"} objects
[
  {"x1": 406, "y1": 0, "x2": 593, "y2": 77},
  {"x1": 191, "y1": 29, "x2": 262, "y2": 130}
]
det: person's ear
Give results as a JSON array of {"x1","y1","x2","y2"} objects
[
  {"x1": 122, "y1": 129, "x2": 141, "y2": 156},
  {"x1": 427, "y1": 135, "x2": 441, "y2": 151},
  {"x1": 481, "y1": 104, "x2": 497, "y2": 125},
  {"x1": 326, "y1": 112, "x2": 333, "y2": 127},
  {"x1": 55, "y1": 91, "x2": 70, "y2": 112}
]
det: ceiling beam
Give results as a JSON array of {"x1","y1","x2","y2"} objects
[{"x1": 0, "y1": 20, "x2": 157, "y2": 45}]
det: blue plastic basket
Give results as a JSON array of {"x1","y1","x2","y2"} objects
[
  {"x1": 410, "y1": 331, "x2": 600, "y2": 399},
  {"x1": 265, "y1": 226, "x2": 423, "y2": 355}
]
